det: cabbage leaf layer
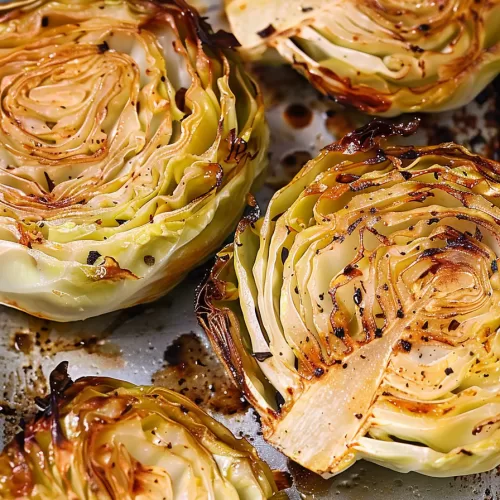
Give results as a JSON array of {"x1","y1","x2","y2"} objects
[{"x1": 198, "y1": 119, "x2": 500, "y2": 476}]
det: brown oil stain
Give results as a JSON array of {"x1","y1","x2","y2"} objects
[
  {"x1": 2, "y1": 310, "x2": 130, "y2": 442},
  {"x1": 325, "y1": 109, "x2": 356, "y2": 138},
  {"x1": 287, "y1": 459, "x2": 335, "y2": 496},
  {"x1": 284, "y1": 103, "x2": 313, "y2": 129},
  {"x1": 1, "y1": 364, "x2": 48, "y2": 443},
  {"x1": 152, "y1": 332, "x2": 249, "y2": 415},
  {"x1": 8, "y1": 311, "x2": 129, "y2": 359},
  {"x1": 266, "y1": 150, "x2": 313, "y2": 190}
]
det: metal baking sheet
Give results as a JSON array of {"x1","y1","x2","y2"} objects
[{"x1": 1, "y1": 0, "x2": 500, "y2": 498}]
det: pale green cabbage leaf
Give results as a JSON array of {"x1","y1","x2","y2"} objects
[
  {"x1": 0, "y1": 0, "x2": 268, "y2": 321},
  {"x1": 198, "y1": 119, "x2": 500, "y2": 477},
  {"x1": 226, "y1": 0, "x2": 500, "y2": 115}
]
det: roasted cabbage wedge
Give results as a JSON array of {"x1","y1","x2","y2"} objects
[
  {"x1": 0, "y1": 362, "x2": 281, "y2": 499},
  {"x1": 226, "y1": 0, "x2": 500, "y2": 116},
  {"x1": 197, "y1": 119, "x2": 500, "y2": 477},
  {"x1": 0, "y1": 0, "x2": 267, "y2": 321}
]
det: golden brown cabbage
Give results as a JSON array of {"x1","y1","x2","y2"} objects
[
  {"x1": 0, "y1": 362, "x2": 281, "y2": 499},
  {"x1": 0, "y1": 0, "x2": 268, "y2": 321},
  {"x1": 226, "y1": 0, "x2": 500, "y2": 115},
  {"x1": 198, "y1": 119, "x2": 500, "y2": 477}
]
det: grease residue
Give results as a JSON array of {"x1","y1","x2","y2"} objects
[
  {"x1": 8, "y1": 315, "x2": 123, "y2": 359},
  {"x1": 2, "y1": 311, "x2": 128, "y2": 443},
  {"x1": 325, "y1": 109, "x2": 356, "y2": 138},
  {"x1": 288, "y1": 460, "x2": 334, "y2": 496},
  {"x1": 284, "y1": 103, "x2": 313, "y2": 129},
  {"x1": 152, "y1": 332, "x2": 248, "y2": 415},
  {"x1": 266, "y1": 150, "x2": 313, "y2": 189}
]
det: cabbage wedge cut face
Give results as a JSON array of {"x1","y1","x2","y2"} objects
[
  {"x1": 197, "y1": 119, "x2": 500, "y2": 477},
  {"x1": 0, "y1": 362, "x2": 280, "y2": 499},
  {"x1": 0, "y1": 0, "x2": 268, "y2": 321},
  {"x1": 226, "y1": 0, "x2": 500, "y2": 116}
]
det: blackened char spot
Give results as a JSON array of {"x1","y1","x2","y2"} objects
[
  {"x1": 399, "y1": 340, "x2": 412, "y2": 352},
  {"x1": 257, "y1": 24, "x2": 276, "y2": 38},
  {"x1": 87, "y1": 251, "x2": 101, "y2": 265},
  {"x1": 334, "y1": 327, "x2": 345, "y2": 339},
  {"x1": 400, "y1": 149, "x2": 419, "y2": 160},
  {"x1": 326, "y1": 118, "x2": 420, "y2": 155},
  {"x1": 420, "y1": 248, "x2": 442, "y2": 258},
  {"x1": 49, "y1": 362, "x2": 73, "y2": 446},
  {"x1": 347, "y1": 217, "x2": 362, "y2": 235},
  {"x1": 97, "y1": 41, "x2": 109, "y2": 53},
  {"x1": 184, "y1": 6, "x2": 240, "y2": 48}
]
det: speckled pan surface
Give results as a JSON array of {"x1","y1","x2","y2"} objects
[{"x1": 0, "y1": 0, "x2": 500, "y2": 498}]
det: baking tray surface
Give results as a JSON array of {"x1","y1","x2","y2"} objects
[{"x1": 1, "y1": 0, "x2": 500, "y2": 498}]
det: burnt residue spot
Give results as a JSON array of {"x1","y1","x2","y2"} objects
[
  {"x1": 267, "y1": 150, "x2": 313, "y2": 190},
  {"x1": 253, "y1": 351, "x2": 273, "y2": 362},
  {"x1": 399, "y1": 340, "x2": 412, "y2": 352},
  {"x1": 421, "y1": 248, "x2": 442, "y2": 258},
  {"x1": 273, "y1": 471, "x2": 292, "y2": 491},
  {"x1": 353, "y1": 288, "x2": 362, "y2": 305},
  {"x1": 284, "y1": 103, "x2": 313, "y2": 129},
  {"x1": 49, "y1": 362, "x2": 73, "y2": 445},
  {"x1": 409, "y1": 44, "x2": 424, "y2": 53},
  {"x1": 144, "y1": 255, "x2": 155, "y2": 266},
  {"x1": 41, "y1": 16, "x2": 49, "y2": 27},
  {"x1": 444, "y1": 367, "x2": 454, "y2": 376},
  {"x1": 324, "y1": 109, "x2": 356, "y2": 138},
  {"x1": 257, "y1": 24, "x2": 276, "y2": 38},
  {"x1": 400, "y1": 170, "x2": 412, "y2": 180},
  {"x1": 97, "y1": 41, "x2": 109, "y2": 53},
  {"x1": 186, "y1": 8, "x2": 240, "y2": 49},
  {"x1": 418, "y1": 24, "x2": 431, "y2": 32},
  {"x1": 400, "y1": 149, "x2": 419, "y2": 160},
  {"x1": 314, "y1": 367, "x2": 324, "y2": 377},
  {"x1": 0, "y1": 403, "x2": 16, "y2": 416},
  {"x1": 375, "y1": 328, "x2": 383, "y2": 338},
  {"x1": 152, "y1": 333, "x2": 248, "y2": 415},
  {"x1": 11, "y1": 333, "x2": 33, "y2": 355},
  {"x1": 334, "y1": 327, "x2": 345, "y2": 339},
  {"x1": 328, "y1": 118, "x2": 420, "y2": 154},
  {"x1": 448, "y1": 319, "x2": 460, "y2": 331},
  {"x1": 87, "y1": 251, "x2": 101, "y2": 265},
  {"x1": 281, "y1": 150, "x2": 312, "y2": 172}
]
